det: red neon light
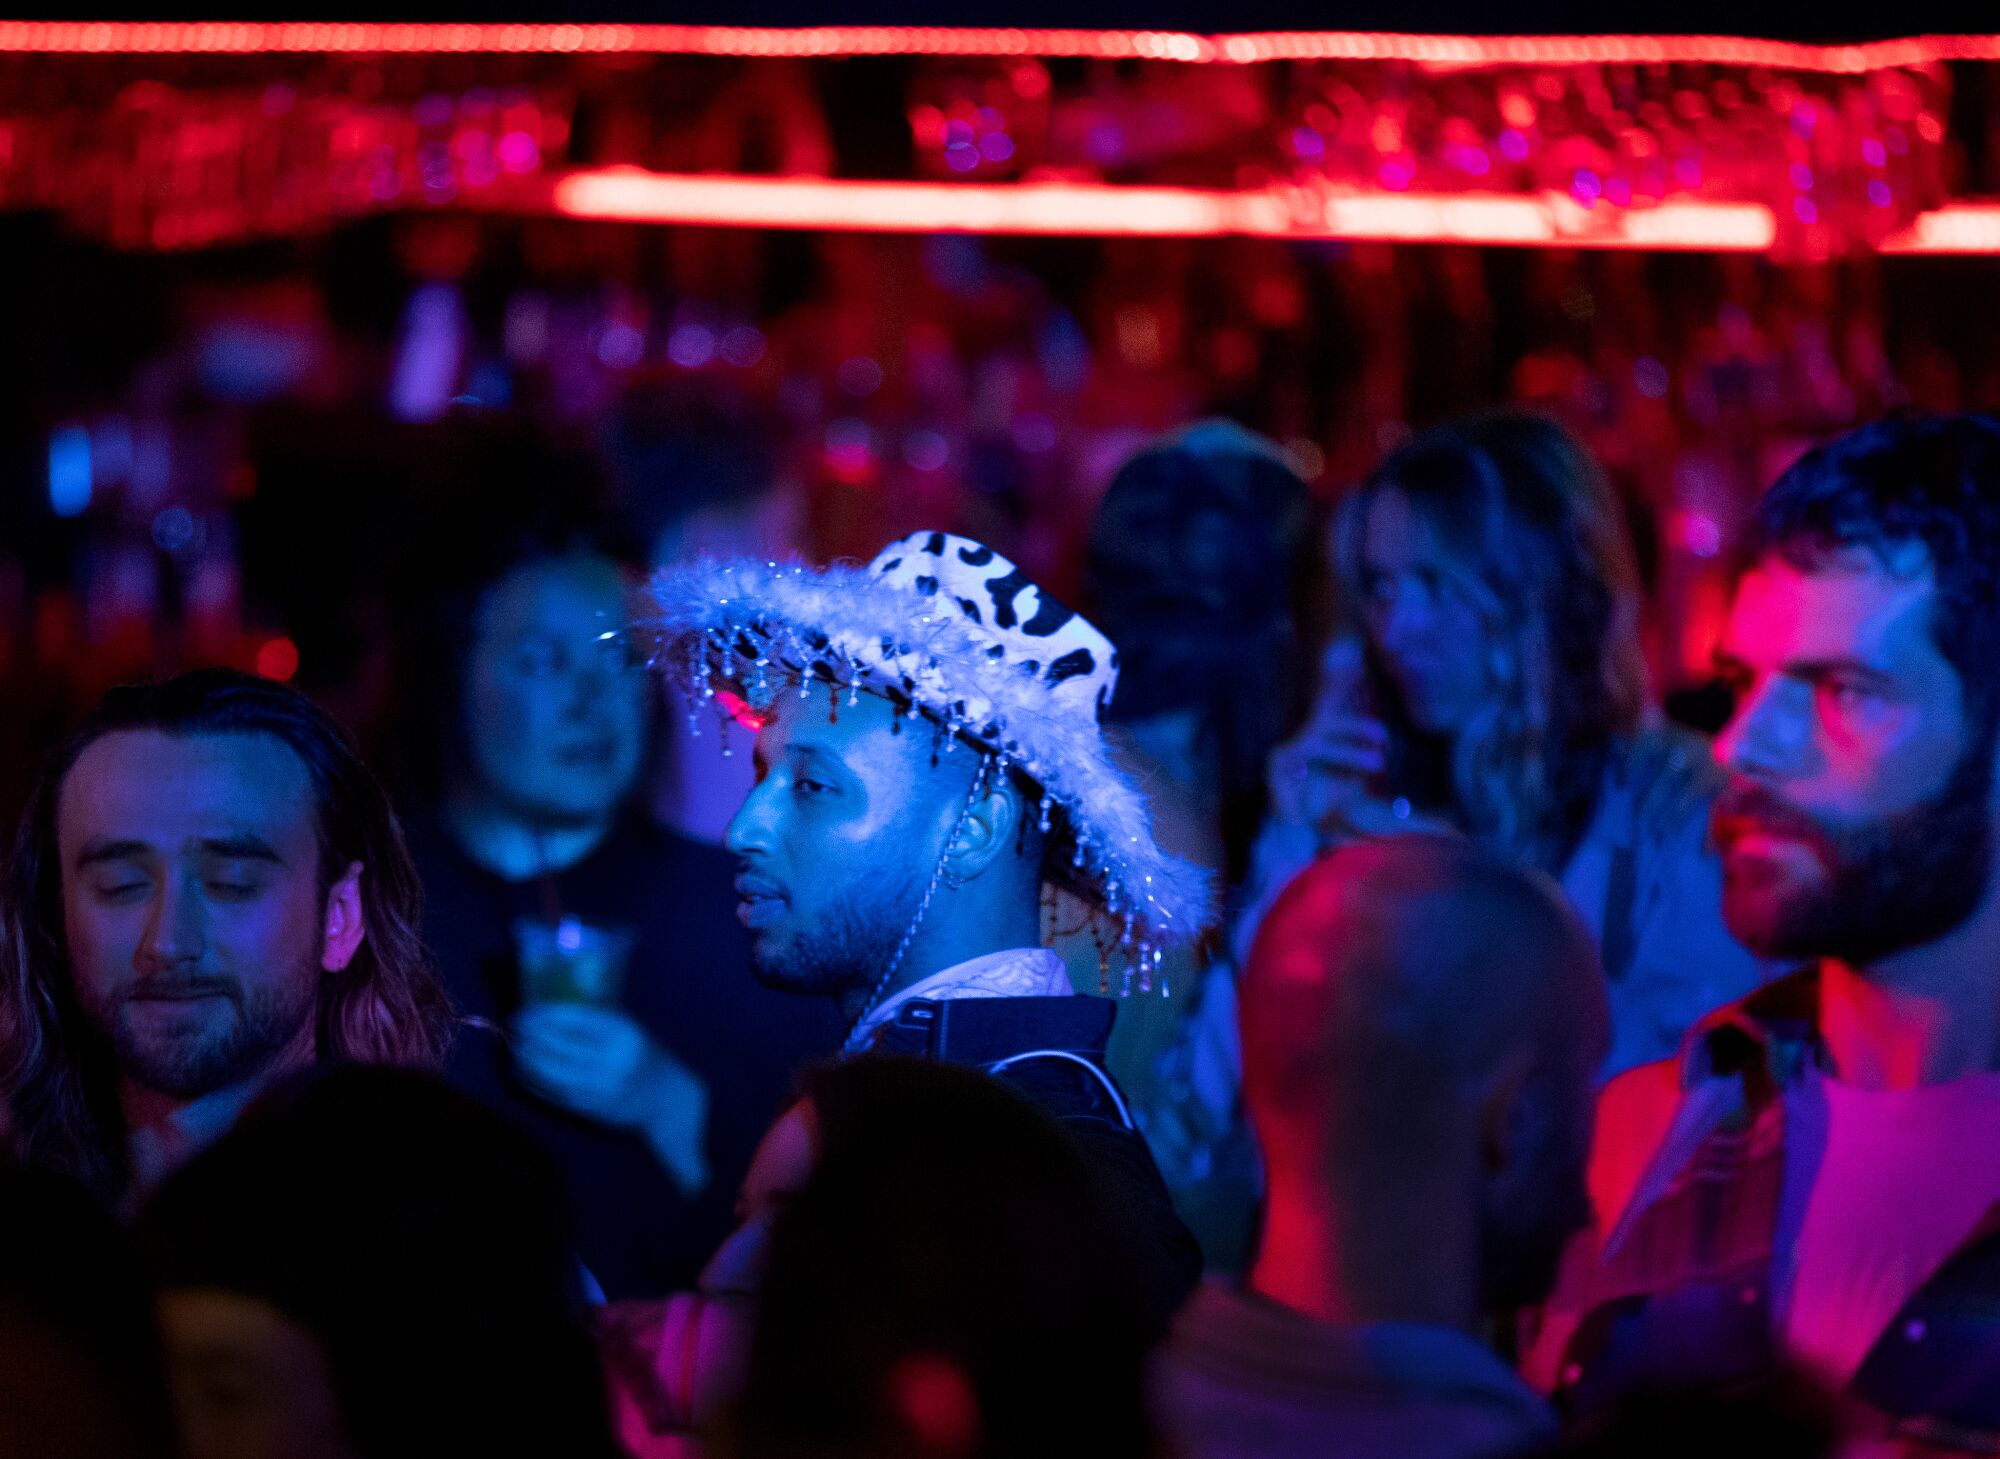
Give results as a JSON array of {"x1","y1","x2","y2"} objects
[
  {"x1": 1879, "y1": 205, "x2": 2000, "y2": 254},
  {"x1": 2, "y1": 22, "x2": 1998, "y2": 71},
  {"x1": 0, "y1": 22, "x2": 1210, "y2": 59},
  {"x1": 1216, "y1": 32, "x2": 2000, "y2": 71},
  {"x1": 549, "y1": 167, "x2": 1778, "y2": 250}
]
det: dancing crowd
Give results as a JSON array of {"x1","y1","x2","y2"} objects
[{"x1": 3, "y1": 402, "x2": 1999, "y2": 1459}]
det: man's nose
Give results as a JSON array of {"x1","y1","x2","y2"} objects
[
  {"x1": 1715, "y1": 677, "x2": 1810, "y2": 780},
  {"x1": 138, "y1": 877, "x2": 205, "y2": 972},
  {"x1": 723, "y1": 774, "x2": 777, "y2": 860}
]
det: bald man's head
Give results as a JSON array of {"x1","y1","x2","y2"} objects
[{"x1": 1241, "y1": 836, "x2": 1608, "y2": 1310}]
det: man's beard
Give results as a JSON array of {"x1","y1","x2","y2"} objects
[
  {"x1": 1712, "y1": 741, "x2": 1996, "y2": 966},
  {"x1": 80, "y1": 962, "x2": 320, "y2": 1101},
  {"x1": 748, "y1": 860, "x2": 930, "y2": 1002}
]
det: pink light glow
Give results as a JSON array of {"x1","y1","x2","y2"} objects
[
  {"x1": 1, "y1": 22, "x2": 1998, "y2": 72},
  {"x1": 715, "y1": 689, "x2": 768, "y2": 731},
  {"x1": 549, "y1": 167, "x2": 1780, "y2": 250},
  {"x1": 255, "y1": 635, "x2": 300, "y2": 682}
]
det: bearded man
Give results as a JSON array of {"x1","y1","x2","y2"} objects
[
  {"x1": 0, "y1": 670, "x2": 451, "y2": 1204},
  {"x1": 1530, "y1": 413, "x2": 2000, "y2": 1455},
  {"x1": 599, "y1": 532, "x2": 1214, "y2": 1449}
]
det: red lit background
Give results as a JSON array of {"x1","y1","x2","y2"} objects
[{"x1": 5, "y1": 22, "x2": 2000, "y2": 812}]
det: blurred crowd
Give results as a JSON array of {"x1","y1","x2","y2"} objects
[
  {"x1": 11, "y1": 210, "x2": 2000, "y2": 818},
  {"x1": 5, "y1": 209, "x2": 2000, "y2": 1459}
]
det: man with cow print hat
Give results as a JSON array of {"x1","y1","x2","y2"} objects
[
  {"x1": 648, "y1": 529, "x2": 1214, "y2": 1065},
  {"x1": 598, "y1": 533, "x2": 1213, "y2": 1449}
]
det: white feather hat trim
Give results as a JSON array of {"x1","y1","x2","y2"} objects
[{"x1": 647, "y1": 537, "x2": 1216, "y2": 957}]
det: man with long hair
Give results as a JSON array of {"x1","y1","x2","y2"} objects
[{"x1": 0, "y1": 668, "x2": 452, "y2": 1204}]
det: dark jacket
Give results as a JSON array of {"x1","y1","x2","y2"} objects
[
  {"x1": 408, "y1": 810, "x2": 843, "y2": 1299},
  {"x1": 1531, "y1": 970, "x2": 2000, "y2": 1455},
  {"x1": 871, "y1": 993, "x2": 1205, "y2": 1334}
]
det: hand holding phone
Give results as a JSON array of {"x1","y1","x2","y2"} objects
[{"x1": 1268, "y1": 636, "x2": 1393, "y2": 838}]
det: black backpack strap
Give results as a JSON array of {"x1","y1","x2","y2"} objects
[{"x1": 983, "y1": 1049, "x2": 1134, "y2": 1130}]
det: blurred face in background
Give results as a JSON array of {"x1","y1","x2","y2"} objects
[
  {"x1": 1356, "y1": 489, "x2": 1493, "y2": 738},
  {"x1": 461, "y1": 553, "x2": 648, "y2": 827}
]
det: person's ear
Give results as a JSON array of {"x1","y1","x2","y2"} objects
[
  {"x1": 1479, "y1": 1051, "x2": 1536, "y2": 1177},
  {"x1": 321, "y1": 861, "x2": 367, "y2": 973},
  {"x1": 940, "y1": 769, "x2": 1025, "y2": 886}
]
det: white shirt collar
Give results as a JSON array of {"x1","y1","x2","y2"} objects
[{"x1": 845, "y1": 946, "x2": 1072, "y2": 1053}]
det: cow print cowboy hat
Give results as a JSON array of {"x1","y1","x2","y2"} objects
[{"x1": 646, "y1": 531, "x2": 1216, "y2": 975}]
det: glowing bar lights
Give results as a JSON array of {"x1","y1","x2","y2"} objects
[
  {"x1": 549, "y1": 168, "x2": 1780, "y2": 250},
  {"x1": 1880, "y1": 206, "x2": 2000, "y2": 254}
]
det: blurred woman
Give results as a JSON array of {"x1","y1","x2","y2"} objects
[
  {"x1": 1256, "y1": 410, "x2": 1767, "y2": 1074},
  {"x1": 1152, "y1": 413, "x2": 1769, "y2": 1270},
  {"x1": 399, "y1": 508, "x2": 840, "y2": 1300}
]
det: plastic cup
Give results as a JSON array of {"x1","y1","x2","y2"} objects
[{"x1": 513, "y1": 916, "x2": 635, "y2": 1008}]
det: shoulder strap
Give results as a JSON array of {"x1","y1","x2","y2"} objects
[{"x1": 983, "y1": 1049, "x2": 1135, "y2": 1131}]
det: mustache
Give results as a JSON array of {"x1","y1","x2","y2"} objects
[
  {"x1": 123, "y1": 975, "x2": 239, "y2": 1001},
  {"x1": 1711, "y1": 778, "x2": 1830, "y2": 847},
  {"x1": 732, "y1": 864, "x2": 787, "y2": 900}
]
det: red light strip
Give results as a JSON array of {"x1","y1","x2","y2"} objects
[
  {"x1": 548, "y1": 167, "x2": 1779, "y2": 250},
  {"x1": 1215, "y1": 32, "x2": 2000, "y2": 70},
  {"x1": 1880, "y1": 205, "x2": 2000, "y2": 253},
  {"x1": 0, "y1": 22, "x2": 1209, "y2": 58},
  {"x1": 2, "y1": 21, "x2": 1999, "y2": 70}
]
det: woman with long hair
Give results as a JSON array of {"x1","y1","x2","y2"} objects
[
  {"x1": 1151, "y1": 414, "x2": 1770, "y2": 1266},
  {"x1": 1260, "y1": 410, "x2": 1767, "y2": 1074}
]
